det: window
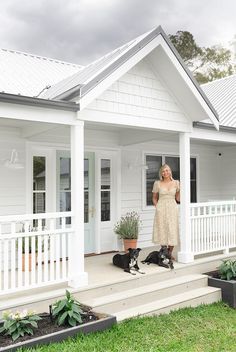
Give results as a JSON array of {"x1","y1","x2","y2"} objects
[
  {"x1": 146, "y1": 155, "x2": 162, "y2": 206},
  {"x1": 145, "y1": 155, "x2": 197, "y2": 206},
  {"x1": 33, "y1": 156, "x2": 46, "y2": 214},
  {"x1": 59, "y1": 157, "x2": 71, "y2": 212},
  {"x1": 101, "y1": 159, "x2": 111, "y2": 221}
]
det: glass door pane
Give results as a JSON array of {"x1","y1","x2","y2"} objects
[
  {"x1": 101, "y1": 159, "x2": 110, "y2": 221},
  {"x1": 145, "y1": 155, "x2": 162, "y2": 205},
  {"x1": 33, "y1": 156, "x2": 46, "y2": 213}
]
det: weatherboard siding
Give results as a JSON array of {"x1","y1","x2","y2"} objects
[
  {"x1": 0, "y1": 130, "x2": 26, "y2": 217},
  {"x1": 86, "y1": 60, "x2": 190, "y2": 130},
  {"x1": 0, "y1": 127, "x2": 231, "y2": 250}
]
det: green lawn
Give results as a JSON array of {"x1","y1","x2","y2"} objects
[{"x1": 19, "y1": 302, "x2": 236, "y2": 352}]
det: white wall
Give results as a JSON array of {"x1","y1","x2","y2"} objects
[
  {"x1": 216, "y1": 145, "x2": 236, "y2": 200},
  {"x1": 0, "y1": 128, "x2": 26, "y2": 216},
  {"x1": 86, "y1": 59, "x2": 190, "y2": 132},
  {"x1": 0, "y1": 125, "x2": 235, "y2": 251}
]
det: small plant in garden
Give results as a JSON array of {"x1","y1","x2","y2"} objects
[
  {"x1": 0, "y1": 309, "x2": 41, "y2": 341},
  {"x1": 114, "y1": 211, "x2": 141, "y2": 239},
  {"x1": 219, "y1": 259, "x2": 236, "y2": 280},
  {"x1": 52, "y1": 290, "x2": 83, "y2": 327}
]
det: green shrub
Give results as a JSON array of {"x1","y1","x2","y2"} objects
[
  {"x1": 0, "y1": 310, "x2": 41, "y2": 341},
  {"x1": 114, "y1": 211, "x2": 141, "y2": 239},
  {"x1": 219, "y1": 259, "x2": 236, "y2": 280},
  {"x1": 52, "y1": 290, "x2": 83, "y2": 327}
]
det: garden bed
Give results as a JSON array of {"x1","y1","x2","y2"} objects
[
  {"x1": 205, "y1": 270, "x2": 236, "y2": 308},
  {"x1": 0, "y1": 307, "x2": 116, "y2": 352}
]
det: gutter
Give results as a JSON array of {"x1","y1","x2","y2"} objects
[
  {"x1": 0, "y1": 92, "x2": 80, "y2": 112},
  {"x1": 193, "y1": 121, "x2": 236, "y2": 134}
]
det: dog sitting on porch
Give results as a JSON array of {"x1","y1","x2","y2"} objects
[
  {"x1": 112, "y1": 248, "x2": 145, "y2": 275},
  {"x1": 141, "y1": 245, "x2": 174, "y2": 269}
]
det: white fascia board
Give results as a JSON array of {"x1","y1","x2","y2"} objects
[
  {"x1": 191, "y1": 128, "x2": 236, "y2": 143},
  {"x1": 0, "y1": 102, "x2": 77, "y2": 125},
  {"x1": 158, "y1": 37, "x2": 219, "y2": 131},
  {"x1": 79, "y1": 36, "x2": 164, "y2": 111},
  {"x1": 77, "y1": 108, "x2": 192, "y2": 133}
]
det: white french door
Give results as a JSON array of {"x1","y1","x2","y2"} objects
[
  {"x1": 84, "y1": 152, "x2": 95, "y2": 253},
  {"x1": 28, "y1": 147, "x2": 118, "y2": 254}
]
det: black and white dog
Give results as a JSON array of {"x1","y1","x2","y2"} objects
[
  {"x1": 112, "y1": 248, "x2": 145, "y2": 275},
  {"x1": 141, "y1": 246, "x2": 174, "y2": 269}
]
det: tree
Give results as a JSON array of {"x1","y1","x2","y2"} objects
[{"x1": 169, "y1": 31, "x2": 236, "y2": 84}]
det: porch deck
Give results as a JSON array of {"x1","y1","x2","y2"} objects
[{"x1": 1, "y1": 248, "x2": 235, "y2": 320}]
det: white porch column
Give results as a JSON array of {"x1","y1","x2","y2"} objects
[
  {"x1": 178, "y1": 132, "x2": 194, "y2": 263},
  {"x1": 68, "y1": 121, "x2": 88, "y2": 288}
]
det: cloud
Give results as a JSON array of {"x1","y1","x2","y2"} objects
[{"x1": 0, "y1": 0, "x2": 235, "y2": 65}]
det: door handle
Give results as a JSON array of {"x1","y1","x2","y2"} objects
[{"x1": 89, "y1": 207, "x2": 96, "y2": 218}]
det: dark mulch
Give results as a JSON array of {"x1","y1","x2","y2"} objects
[
  {"x1": 205, "y1": 270, "x2": 221, "y2": 279},
  {"x1": 0, "y1": 306, "x2": 98, "y2": 348}
]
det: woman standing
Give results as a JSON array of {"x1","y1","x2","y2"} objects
[{"x1": 152, "y1": 164, "x2": 180, "y2": 260}]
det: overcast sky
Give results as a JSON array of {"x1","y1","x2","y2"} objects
[{"x1": 0, "y1": 0, "x2": 235, "y2": 65}]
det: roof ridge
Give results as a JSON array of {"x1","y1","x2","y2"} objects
[{"x1": 0, "y1": 48, "x2": 84, "y2": 69}]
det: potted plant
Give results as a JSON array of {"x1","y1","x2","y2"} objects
[
  {"x1": 206, "y1": 259, "x2": 236, "y2": 308},
  {"x1": 114, "y1": 211, "x2": 141, "y2": 252}
]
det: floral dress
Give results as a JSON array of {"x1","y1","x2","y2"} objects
[{"x1": 152, "y1": 180, "x2": 180, "y2": 246}]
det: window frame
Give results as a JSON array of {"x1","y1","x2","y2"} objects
[{"x1": 142, "y1": 151, "x2": 199, "y2": 210}]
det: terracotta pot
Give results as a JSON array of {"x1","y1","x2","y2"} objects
[
  {"x1": 123, "y1": 239, "x2": 137, "y2": 252},
  {"x1": 22, "y1": 253, "x2": 37, "y2": 271}
]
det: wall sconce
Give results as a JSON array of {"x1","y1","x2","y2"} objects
[{"x1": 3, "y1": 149, "x2": 24, "y2": 169}]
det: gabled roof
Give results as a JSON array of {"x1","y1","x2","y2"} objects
[
  {"x1": 40, "y1": 28, "x2": 155, "y2": 100},
  {"x1": 202, "y1": 74, "x2": 236, "y2": 128},
  {"x1": 0, "y1": 48, "x2": 83, "y2": 97},
  {"x1": 41, "y1": 26, "x2": 219, "y2": 130}
]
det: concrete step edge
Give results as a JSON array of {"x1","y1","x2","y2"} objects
[
  {"x1": 115, "y1": 286, "x2": 221, "y2": 321},
  {"x1": 85, "y1": 274, "x2": 208, "y2": 307}
]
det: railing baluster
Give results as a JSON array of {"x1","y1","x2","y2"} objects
[
  {"x1": 61, "y1": 217, "x2": 67, "y2": 279},
  {"x1": 190, "y1": 200, "x2": 236, "y2": 255},
  {"x1": 49, "y1": 219, "x2": 55, "y2": 281}
]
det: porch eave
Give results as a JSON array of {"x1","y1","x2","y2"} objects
[{"x1": 0, "y1": 92, "x2": 80, "y2": 112}]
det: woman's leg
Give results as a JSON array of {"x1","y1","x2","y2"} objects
[{"x1": 168, "y1": 246, "x2": 175, "y2": 260}]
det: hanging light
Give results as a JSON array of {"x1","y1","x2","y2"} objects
[{"x1": 3, "y1": 149, "x2": 24, "y2": 169}]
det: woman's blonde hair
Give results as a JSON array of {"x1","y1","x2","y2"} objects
[{"x1": 159, "y1": 164, "x2": 173, "y2": 181}]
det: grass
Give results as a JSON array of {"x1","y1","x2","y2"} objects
[{"x1": 18, "y1": 302, "x2": 236, "y2": 352}]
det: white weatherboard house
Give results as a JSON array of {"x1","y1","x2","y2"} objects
[{"x1": 0, "y1": 26, "x2": 236, "y2": 307}]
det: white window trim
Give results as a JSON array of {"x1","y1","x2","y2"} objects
[
  {"x1": 26, "y1": 143, "x2": 56, "y2": 214},
  {"x1": 141, "y1": 150, "x2": 199, "y2": 211}
]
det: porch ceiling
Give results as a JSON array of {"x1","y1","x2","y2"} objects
[{"x1": 0, "y1": 117, "x2": 63, "y2": 139}]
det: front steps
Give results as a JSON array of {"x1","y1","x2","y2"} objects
[
  {"x1": 0, "y1": 251, "x2": 233, "y2": 320},
  {"x1": 82, "y1": 274, "x2": 221, "y2": 321}
]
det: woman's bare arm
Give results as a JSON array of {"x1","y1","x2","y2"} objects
[
  {"x1": 175, "y1": 190, "x2": 180, "y2": 203},
  {"x1": 152, "y1": 192, "x2": 159, "y2": 206}
]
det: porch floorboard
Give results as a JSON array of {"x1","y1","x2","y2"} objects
[{"x1": 0, "y1": 248, "x2": 235, "y2": 318}]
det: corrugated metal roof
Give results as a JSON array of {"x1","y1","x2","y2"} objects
[
  {"x1": 40, "y1": 28, "x2": 155, "y2": 100},
  {"x1": 202, "y1": 74, "x2": 236, "y2": 127},
  {"x1": 40, "y1": 26, "x2": 219, "y2": 128},
  {"x1": 0, "y1": 48, "x2": 83, "y2": 97}
]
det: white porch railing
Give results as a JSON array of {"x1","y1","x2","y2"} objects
[
  {"x1": 190, "y1": 201, "x2": 236, "y2": 255},
  {"x1": 0, "y1": 212, "x2": 73, "y2": 294}
]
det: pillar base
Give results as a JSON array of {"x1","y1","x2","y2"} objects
[
  {"x1": 68, "y1": 272, "x2": 88, "y2": 289},
  {"x1": 177, "y1": 252, "x2": 194, "y2": 264}
]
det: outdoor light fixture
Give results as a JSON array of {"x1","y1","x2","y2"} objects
[{"x1": 3, "y1": 149, "x2": 24, "y2": 169}]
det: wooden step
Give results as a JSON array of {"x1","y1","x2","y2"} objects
[
  {"x1": 115, "y1": 286, "x2": 221, "y2": 321},
  {"x1": 83, "y1": 274, "x2": 208, "y2": 313}
]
